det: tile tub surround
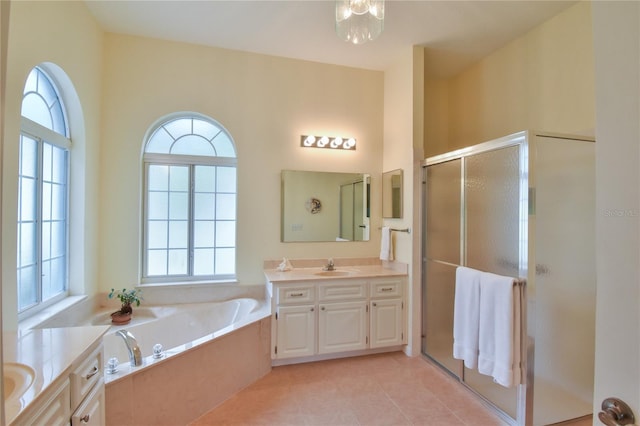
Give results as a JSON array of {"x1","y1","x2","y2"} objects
[
  {"x1": 102, "y1": 298, "x2": 269, "y2": 384},
  {"x1": 105, "y1": 316, "x2": 271, "y2": 426},
  {"x1": 3, "y1": 326, "x2": 110, "y2": 425}
]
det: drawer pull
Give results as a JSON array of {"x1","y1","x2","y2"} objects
[
  {"x1": 290, "y1": 292, "x2": 305, "y2": 297},
  {"x1": 80, "y1": 414, "x2": 91, "y2": 423},
  {"x1": 380, "y1": 287, "x2": 394, "y2": 292},
  {"x1": 85, "y1": 366, "x2": 99, "y2": 380}
]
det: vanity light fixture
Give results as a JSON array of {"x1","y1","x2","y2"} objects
[
  {"x1": 301, "y1": 135, "x2": 356, "y2": 150},
  {"x1": 335, "y1": 0, "x2": 385, "y2": 45}
]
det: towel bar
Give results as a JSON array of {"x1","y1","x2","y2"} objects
[{"x1": 379, "y1": 227, "x2": 411, "y2": 233}]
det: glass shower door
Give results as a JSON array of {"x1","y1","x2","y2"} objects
[
  {"x1": 423, "y1": 159, "x2": 462, "y2": 378},
  {"x1": 463, "y1": 145, "x2": 523, "y2": 420}
]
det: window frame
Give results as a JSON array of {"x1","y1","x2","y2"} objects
[
  {"x1": 17, "y1": 69, "x2": 71, "y2": 319},
  {"x1": 141, "y1": 115, "x2": 238, "y2": 285}
]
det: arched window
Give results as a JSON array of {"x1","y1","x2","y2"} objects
[
  {"x1": 18, "y1": 66, "x2": 70, "y2": 313},
  {"x1": 142, "y1": 114, "x2": 237, "y2": 282}
]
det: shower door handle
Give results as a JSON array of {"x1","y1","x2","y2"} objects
[{"x1": 598, "y1": 397, "x2": 635, "y2": 426}]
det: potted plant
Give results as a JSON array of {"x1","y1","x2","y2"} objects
[{"x1": 108, "y1": 288, "x2": 143, "y2": 324}]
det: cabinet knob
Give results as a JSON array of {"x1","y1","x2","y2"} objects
[
  {"x1": 310, "y1": 307, "x2": 314, "y2": 312},
  {"x1": 321, "y1": 306, "x2": 325, "y2": 311},
  {"x1": 372, "y1": 302, "x2": 377, "y2": 307},
  {"x1": 80, "y1": 414, "x2": 91, "y2": 423}
]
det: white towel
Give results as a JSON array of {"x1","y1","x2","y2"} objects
[
  {"x1": 379, "y1": 226, "x2": 393, "y2": 260},
  {"x1": 477, "y1": 271, "x2": 523, "y2": 388},
  {"x1": 453, "y1": 266, "x2": 482, "y2": 369}
]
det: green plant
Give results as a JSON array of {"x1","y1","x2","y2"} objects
[{"x1": 108, "y1": 288, "x2": 142, "y2": 314}]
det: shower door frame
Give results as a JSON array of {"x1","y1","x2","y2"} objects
[{"x1": 421, "y1": 131, "x2": 532, "y2": 426}]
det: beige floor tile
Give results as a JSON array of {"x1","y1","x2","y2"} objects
[{"x1": 190, "y1": 353, "x2": 521, "y2": 426}]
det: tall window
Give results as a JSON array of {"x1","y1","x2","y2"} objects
[
  {"x1": 142, "y1": 114, "x2": 237, "y2": 282},
  {"x1": 18, "y1": 67, "x2": 70, "y2": 313}
]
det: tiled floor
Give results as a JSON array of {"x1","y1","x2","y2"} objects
[{"x1": 190, "y1": 352, "x2": 511, "y2": 425}]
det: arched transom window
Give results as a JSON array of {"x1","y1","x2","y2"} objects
[{"x1": 142, "y1": 114, "x2": 237, "y2": 282}]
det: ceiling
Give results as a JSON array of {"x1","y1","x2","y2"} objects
[{"x1": 84, "y1": 0, "x2": 576, "y2": 77}]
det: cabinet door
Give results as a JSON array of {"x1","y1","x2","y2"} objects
[
  {"x1": 370, "y1": 299, "x2": 403, "y2": 348},
  {"x1": 71, "y1": 378, "x2": 105, "y2": 426},
  {"x1": 318, "y1": 301, "x2": 367, "y2": 354},
  {"x1": 20, "y1": 378, "x2": 71, "y2": 426},
  {"x1": 276, "y1": 305, "x2": 316, "y2": 359}
]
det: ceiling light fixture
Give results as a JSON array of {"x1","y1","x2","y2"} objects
[
  {"x1": 301, "y1": 135, "x2": 356, "y2": 151},
  {"x1": 335, "y1": 0, "x2": 385, "y2": 45}
]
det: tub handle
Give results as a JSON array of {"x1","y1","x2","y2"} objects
[{"x1": 85, "y1": 366, "x2": 99, "y2": 380}]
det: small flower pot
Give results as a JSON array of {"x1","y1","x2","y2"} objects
[{"x1": 110, "y1": 311, "x2": 132, "y2": 325}]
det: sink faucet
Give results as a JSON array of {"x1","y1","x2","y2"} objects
[
  {"x1": 116, "y1": 329, "x2": 143, "y2": 367},
  {"x1": 323, "y1": 258, "x2": 335, "y2": 271}
]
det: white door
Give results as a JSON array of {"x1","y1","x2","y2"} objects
[
  {"x1": 276, "y1": 305, "x2": 315, "y2": 359},
  {"x1": 318, "y1": 301, "x2": 367, "y2": 354},
  {"x1": 370, "y1": 299, "x2": 403, "y2": 348}
]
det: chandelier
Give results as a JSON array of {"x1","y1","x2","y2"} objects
[{"x1": 335, "y1": 0, "x2": 385, "y2": 45}]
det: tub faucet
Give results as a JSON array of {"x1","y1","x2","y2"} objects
[
  {"x1": 116, "y1": 329, "x2": 143, "y2": 367},
  {"x1": 323, "y1": 258, "x2": 335, "y2": 271}
]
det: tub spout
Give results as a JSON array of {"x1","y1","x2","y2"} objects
[{"x1": 116, "y1": 329, "x2": 143, "y2": 367}]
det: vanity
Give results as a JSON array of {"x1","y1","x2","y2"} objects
[
  {"x1": 265, "y1": 259, "x2": 407, "y2": 365},
  {"x1": 4, "y1": 326, "x2": 109, "y2": 425}
]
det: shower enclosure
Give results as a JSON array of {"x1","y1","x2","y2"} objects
[{"x1": 421, "y1": 131, "x2": 595, "y2": 425}]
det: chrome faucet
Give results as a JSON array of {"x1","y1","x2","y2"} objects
[
  {"x1": 116, "y1": 329, "x2": 143, "y2": 367},
  {"x1": 323, "y1": 258, "x2": 335, "y2": 271}
]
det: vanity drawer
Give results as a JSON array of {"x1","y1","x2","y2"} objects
[
  {"x1": 319, "y1": 281, "x2": 367, "y2": 301},
  {"x1": 370, "y1": 279, "x2": 403, "y2": 298},
  {"x1": 277, "y1": 286, "x2": 316, "y2": 304},
  {"x1": 70, "y1": 345, "x2": 103, "y2": 408}
]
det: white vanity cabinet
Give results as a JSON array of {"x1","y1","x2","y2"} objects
[
  {"x1": 10, "y1": 334, "x2": 106, "y2": 426},
  {"x1": 274, "y1": 284, "x2": 316, "y2": 358},
  {"x1": 370, "y1": 279, "x2": 404, "y2": 348},
  {"x1": 318, "y1": 281, "x2": 368, "y2": 354},
  {"x1": 70, "y1": 345, "x2": 105, "y2": 426},
  {"x1": 268, "y1": 273, "x2": 406, "y2": 364}
]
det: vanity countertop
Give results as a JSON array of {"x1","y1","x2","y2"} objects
[
  {"x1": 4, "y1": 326, "x2": 110, "y2": 425},
  {"x1": 264, "y1": 262, "x2": 407, "y2": 284}
]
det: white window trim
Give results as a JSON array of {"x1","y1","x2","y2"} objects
[{"x1": 140, "y1": 119, "x2": 238, "y2": 285}]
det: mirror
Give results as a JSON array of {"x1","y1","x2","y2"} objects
[
  {"x1": 281, "y1": 170, "x2": 370, "y2": 242},
  {"x1": 382, "y1": 169, "x2": 403, "y2": 218}
]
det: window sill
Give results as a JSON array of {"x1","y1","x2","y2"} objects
[
  {"x1": 139, "y1": 279, "x2": 239, "y2": 288},
  {"x1": 18, "y1": 295, "x2": 88, "y2": 332}
]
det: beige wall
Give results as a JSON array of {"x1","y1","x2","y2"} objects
[
  {"x1": 2, "y1": 1, "x2": 103, "y2": 330},
  {"x1": 382, "y1": 46, "x2": 424, "y2": 356},
  {"x1": 425, "y1": 1, "x2": 595, "y2": 156},
  {"x1": 592, "y1": 0, "x2": 640, "y2": 416},
  {"x1": 99, "y1": 34, "x2": 384, "y2": 290}
]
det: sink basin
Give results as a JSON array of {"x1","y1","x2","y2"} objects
[
  {"x1": 313, "y1": 270, "x2": 357, "y2": 277},
  {"x1": 4, "y1": 363, "x2": 36, "y2": 401}
]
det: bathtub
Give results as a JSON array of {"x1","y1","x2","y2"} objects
[
  {"x1": 100, "y1": 298, "x2": 266, "y2": 377},
  {"x1": 34, "y1": 296, "x2": 272, "y2": 425}
]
